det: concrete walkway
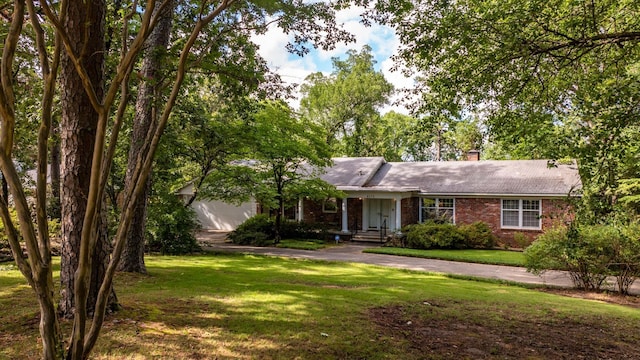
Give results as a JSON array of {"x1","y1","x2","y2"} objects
[{"x1": 201, "y1": 236, "x2": 640, "y2": 295}]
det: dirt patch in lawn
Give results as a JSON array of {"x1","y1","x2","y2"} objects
[{"x1": 369, "y1": 300, "x2": 640, "y2": 359}]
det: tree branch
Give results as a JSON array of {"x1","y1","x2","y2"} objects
[{"x1": 526, "y1": 31, "x2": 640, "y2": 56}]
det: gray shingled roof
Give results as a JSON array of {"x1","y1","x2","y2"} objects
[
  {"x1": 320, "y1": 157, "x2": 386, "y2": 187},
  {"x1": 364, "y1": 160, "x2": 581, "y2": 196}
]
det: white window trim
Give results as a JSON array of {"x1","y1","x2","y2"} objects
[
  {"x1": 500, "y1": 199, "x2": 542, "y2": 230},
  {"x1": 419, "y1": 197, "x2": 455, "y2": 224}
]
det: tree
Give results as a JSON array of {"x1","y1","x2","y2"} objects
[
  {"x1": 444, "y1": 118, "x2": 484, "y2": 160},
  {"x1": 201, "y1": 100, "x2": 337, "y2": 241},
  {"x1": 0, "y1": 1, "x2": 355, "y2": 358},
  {"x1": 377, "y1": 111, "x2": 412, "y2": 161},
  {"x1": 58, "y1": 0, "x2": 121, "y2": 321},
  {"x1": 166, "y1": 83, "x2": 257, "y2": 205},
  {"x1": 118, "y1": 0, "x2": 174, "y2": 274},
  {"x1": 374, "y1": 0, "x2": 640, "y2": 214},
  {"x1": 300, "y1": 45, "x2": 393, "y2": 157}
]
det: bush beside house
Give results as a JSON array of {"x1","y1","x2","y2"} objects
[
  {"x1": 229, "y1": 214, "x2": 331, "y2": 246},
  {"x1": 524, "y1": 223, "x2": 640, "y2": 294},
  {"x1": 402, "y1": 221, "x2": 496, "y2": 250}
]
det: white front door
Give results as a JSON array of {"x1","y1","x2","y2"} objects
[{"x1": 368, "y1": 199, "x2": 393, "y2": 230}]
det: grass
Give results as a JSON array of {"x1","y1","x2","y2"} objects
[
  {"x1": 275, "y1": 238, "x2": 331, "y2": 250},
  {"x1": 1, "y1": 254, "x2": 639, "y2": 359},
  {"x1": 364, "y1": 247, "x2": 526, "y2": 266}
]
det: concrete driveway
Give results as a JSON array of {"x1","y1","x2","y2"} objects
[{"x1": 198, "y1": 233, "x2": 639, "y2": 295}]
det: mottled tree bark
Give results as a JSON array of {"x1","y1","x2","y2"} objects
[
  {"x1": 59, "y1": 0, "x2": 116, "y2": 318},
  {"x1": 50, "y1": 120, "x2": 61, "y2": 220},
  {"x1": 118, "y1": 0, "x2": 173, "y2": 273}
]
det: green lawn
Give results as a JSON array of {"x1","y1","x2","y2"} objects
[
  {"x1": 364, "y1": 247, "x2": 526, "y2": 266},
  {"x1": 275, "y1": 238, "x2": 331, "y2": 250},
  {"x1": 1, "y1": 254, "x2": 638, "y2": 359}
]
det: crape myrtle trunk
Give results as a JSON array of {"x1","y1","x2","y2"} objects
[
  {"x1": 118, "y1": 0, "x2": 173, "y2": 273},
  {"x1": 59, "y1": 0, "x2": 117, "y2": 318}
]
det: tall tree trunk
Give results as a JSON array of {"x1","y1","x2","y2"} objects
[
  {"x1": 50, "y1": 119, "x2": 61, "y2": 220},
  {"x1": 118, "y1": 0, "x2": 173, "y2": 273},
  {"x1": 59, "y1": 0, "x2": 115, "y2": 318}
]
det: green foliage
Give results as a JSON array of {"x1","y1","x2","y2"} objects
[
  {"x1": 146, "y1": 194, "x2": 201, "y2": 255},
  {"x1": 404, "y1": 222, "x2": 467, "y2": 249},
  {"x1": 512, "y1": 232, "x2": 530, "y2": 249},
  {"x1": 375, "y1": 0, "x2": 640, "y2": 215},
  {"x1": 228, "y1": 214, "x2": 275, "y2": 246},
  {"x1": 229, "y1": 215, "x2": 331, "y2": 246},
  {"x1": 525, "y1": 223, "x2": 640, "y2": 293},
  {"x1": 300, "y1": 46, "x2": 395, "y2": 157},
  {"x1": 404, "y1": 221, "x2": 496, "y2": 250},
  {"x1": 458, "y1": 221, "x2": 496, "y2": 249},
  {"x1": 201, "y1": 100, "x2": 336, "y2": 240},
  {"x1": 617, "y1": 178, "x2": 640, "y2": 216},
  {"x1": 279, "y1": 221, "x2": 330, "y2": 240},
  {"x1": 610, "y1": 223, "x2": 640, "y2": 295},
  {"x1": 0, "y1": 209, "x2": 61, "y2": 258}
]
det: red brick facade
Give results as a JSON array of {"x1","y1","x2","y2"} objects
[
  {"x1": 454, "y1": 198, "x2": 571, "y2": 247},
  {"x1": 401, "y1": 197, "x2": 419, "y2": 227},
  {"x1": 301, "y1": 198, "x2": 340, "y2": 226},
  {"x1": 301, "y1": 198, "x2": 363, "y2": 232},
  {"x1": 300, "y1": 196, "x2": 572, "y2": 248}
]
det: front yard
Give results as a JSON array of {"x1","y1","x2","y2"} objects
[{"x1": 1, "y1": 254, "x2": 639, "y2": 359}]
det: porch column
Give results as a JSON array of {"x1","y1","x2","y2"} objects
[
  {"x1": 395, "y1": 197, "x2": 402, "y2": 232},
  {"x1": 362, "y1": 198, "x2": 368, "y2": 230},
  {"x1": 341, "y1": 198, "x2": 349, "y2": 233},
  {"x1": 297, "y1": 197, "x2": 304, "y2": 222}
]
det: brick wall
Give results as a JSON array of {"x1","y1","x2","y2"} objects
[
  {"x1": 301, "y1": 198, "x2": 363, "y2": 231},
  {"x1": 454, "y1": 198, "x2": 572, "y2": 248},
  {"x1": 302, "y1": 196, "x2": 573, "y2": 247},
  {"x1": 302, "y1": 199, "x2": 340, "y2": 226},
  {"x1": 401, "y1": 197, "x2": 419, "y2": 227}
]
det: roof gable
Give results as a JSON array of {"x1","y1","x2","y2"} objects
[{"x1": 320, "y1": 157, "x2": 386, "y2": 187}]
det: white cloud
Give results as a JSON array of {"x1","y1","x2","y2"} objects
[{"x1": 252, "y1": 5, "x2": 414, "y2": 114}]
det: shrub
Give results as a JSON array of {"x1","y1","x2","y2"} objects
[
  {"x1": 279, "y1": 220, "x2": 329, "y2": 240},
  {"x1": 611, "y1": 222, "x2": 640, "y2": 295},
  {"x1": 0, "y1": 209, "x2": 62, "y2": 260},
  {"x1": 458, "y1": 221, "x2": 496, "y2": 249},
  {"x1": 404, "y1": 221, "x2": 495, "y2": 250},
  {"x1": 230, "y1": 216, "x2": 331, "y2": 245},
  {"x1": 513, "y1": 232, "x2": 530, "y2": 249},
  {"x1": 146, "y1": 194, "x2": 201, "y2": 255},
  {"x1": 228, "y1": 214, "x2": 275, "y2": 245},
  {"x1": 404, "y1": 222, "x2": 466, "y2": 249},
  {"x1": 524, "y1": 223, "x2": 638, "y2": 292}
]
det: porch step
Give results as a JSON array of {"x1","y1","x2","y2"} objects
[{"x1": 350, "y1": 231, "x2": 387, "y2": 243}]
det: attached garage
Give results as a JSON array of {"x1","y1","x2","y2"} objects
[{"x1": 176, "y1": 183, "x2": 257, "y2": 231}]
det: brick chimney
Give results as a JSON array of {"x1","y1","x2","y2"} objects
[{"x1": 466, "y1": 150, "x2": 480, "y2": 161}]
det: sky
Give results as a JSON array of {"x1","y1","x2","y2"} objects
[{"x1": 251, "y1": 6, "x2": 415, "y2": 114}]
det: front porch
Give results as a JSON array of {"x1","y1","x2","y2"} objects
[
  {"x1": 338, "y1": 191, "x2": 416, "y2": 235},
  {"x1": 296, "y1": 191, "x2": 418, "y2": 238}
]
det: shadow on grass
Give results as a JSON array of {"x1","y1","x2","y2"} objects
[{"x1": 2, "y1": 253, "x2": 639, "y2": 359}]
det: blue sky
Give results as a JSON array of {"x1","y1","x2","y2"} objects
[{"x1": 252, "y1": 6, "x2": 414, "y2": 114}]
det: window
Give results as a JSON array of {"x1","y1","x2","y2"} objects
[
  {"x1": 322, "y1": 198, "x2": 338, "y2": 213},
  {"x1": 420, "y1": 198, "x2": 455, "y2": 223},
  {"x1": 501, "y1": 199, "x2": 541, "y2": 229}
]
